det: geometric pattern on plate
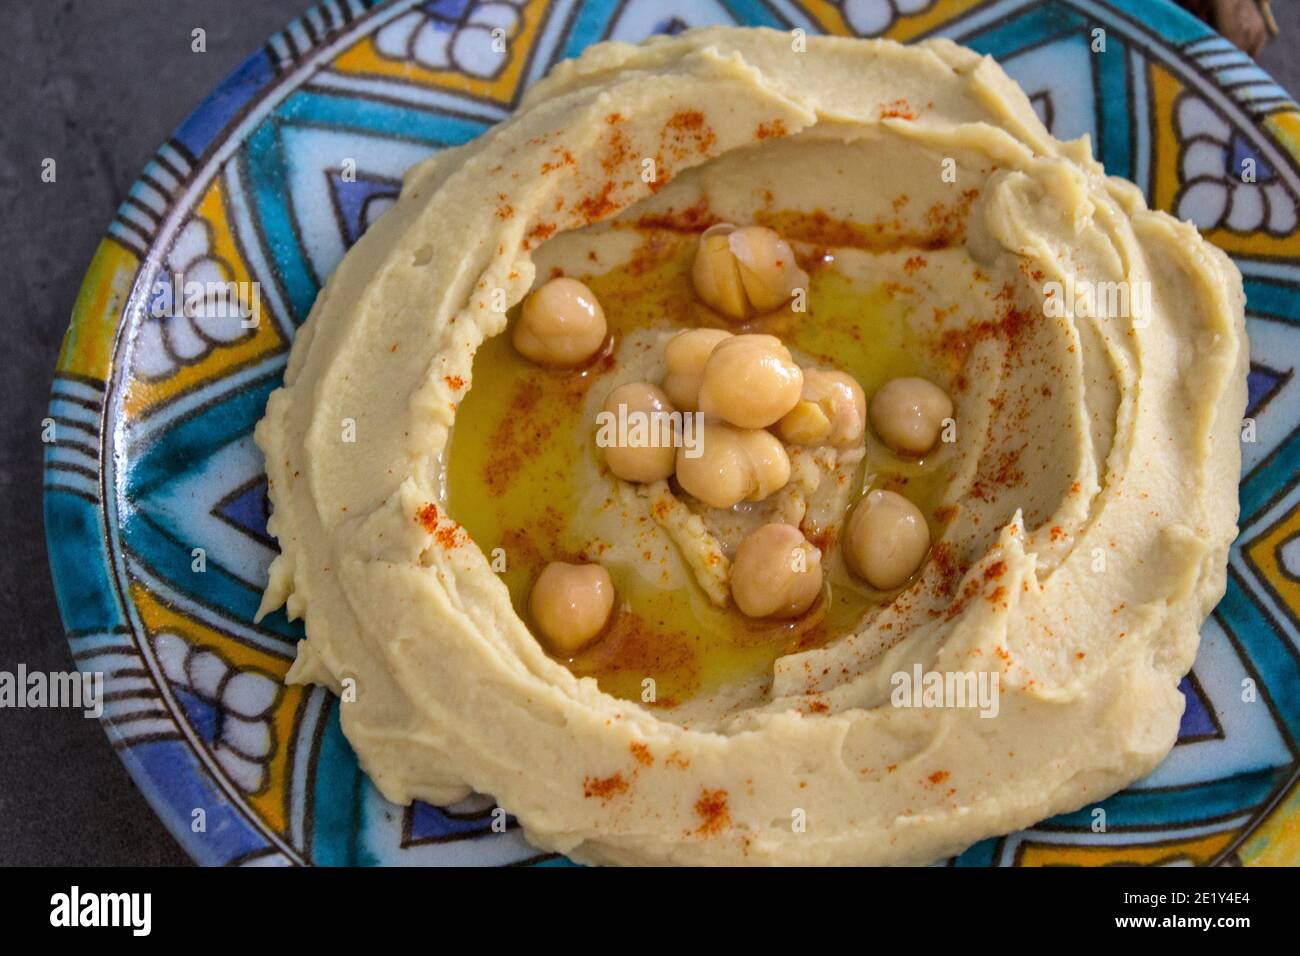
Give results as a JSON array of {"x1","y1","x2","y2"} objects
[{"x1": 44, "y1": 0, "x2": 1300, "y2": 865}]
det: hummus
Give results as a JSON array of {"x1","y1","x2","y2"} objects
[{"x1": 256, "y1": 27, "x2": 1247, "y2": 865}]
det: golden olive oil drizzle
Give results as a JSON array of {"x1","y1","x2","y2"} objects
[{"x1": 445, "y1": 229, "x2": 952, "y2": 707}]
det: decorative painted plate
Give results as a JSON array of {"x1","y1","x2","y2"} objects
[{"x1": 44, "y1": 0, "x2": 1300, "y2": 866}]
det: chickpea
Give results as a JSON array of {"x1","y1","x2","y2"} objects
[
  {"x1": 692, "y1": 223, "x2": 808, "y2": 320},
  {"x1": 776, "y1": 369, "x2": 867, "y2": 447},
  {"x1": 730, "y1": 225, "x2": 810, "y2": 314},
  {"x1": 698, "y1": 334, "x2": 803, "y2": 429},
  {"x1": 844, "y1": 490, "x2": 931, "y2": 590},
  {"x1": 600, "y1": 383, "x2": 678, "y2": 483},
  {"x1": 775, "y1": 401, "x2": 832, "y2": 446},
  {"x1": 869, "y1": 377, "x2": 953, "y2": 457},
  {"x1": 513, "y1": 277, "x2": 607, "y2": 367},
  {"x1": 675, "y1": 423, "x2": 791, "y2": 508},
  {"x1": 675, "y1": 423, "x2": 752, "y2": 509},
  {"x1": 730, "y1": 523, "x2": 823, "y2": 618},
  {"x1": 692, "y1": 224, "x2": 748, "y2": 321},
  {"x1": 529, "y1": 561, "x2": 615, "y2": 656},
  {"x1": 737, "y1": 428, "x2": 791, "y2": 500},
  {"x1": 662, "y1": 328, "x2": 733, "y2": 411}
]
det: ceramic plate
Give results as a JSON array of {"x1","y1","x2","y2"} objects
[{"x1": 45, "y1": 0, "x2": 1300, "y2": 866}]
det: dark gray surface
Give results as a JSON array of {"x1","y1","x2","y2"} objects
[
  {"x1": 1265, "y1": 0, "x2": 1298, "y2": 60},
  {"x1": 0, "y1": 0, "x2": 1297, "y2": 867},
  {"x1": 1250, "y1": 1, "x2": 1299, "y2": 91}
]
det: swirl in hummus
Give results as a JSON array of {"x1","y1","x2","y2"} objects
[{"x1": 255, "y1": 27, "x2": 1247, "y2": 865}]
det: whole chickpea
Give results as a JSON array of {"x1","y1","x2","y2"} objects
[
  {"x1": 662, "y1": 328, "x2": 733, "y2": 411},
  {"x1": 692, "y1": 223, "x2": 808, "y2": 320},
  {"x1": 730, "y1": 523, "x2": 823, "y2": 618},
  {"x1": 777, "y1": 368, "x2": 867, "y2": 447},
  {"x1": 675, "y1": 423, "x2": 791, "y2": 508},
  {"x1": 513, "y1": 277, "x2": 607, "y2": 367},
  {"x1": 869, "y1": 377, "x2": 953, "y2": 457},
  {"x1": 529, "y1": 561, "x2": 615, "y2": 656},
  {"x1": 736, "y1": 428, "x2": 791, "y2": 501},
  {"x1": 844, "y1": 490, "x2": 931, "y2": 590},
  {"x1": 698, "y1": 334, "x2": 803, "y2": 429},
  {"x1": 675, "y1": 424, "x2": 753, "y2": 509},
  {"x1": 600, "y1": 382, "x2": 678, "y2": 483},
  {"x1": 729, "y1": 225, "x2": 810, "y2": 314}
]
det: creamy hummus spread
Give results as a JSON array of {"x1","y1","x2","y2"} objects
[{"x1": 256, "y1": 27, "x2": 1247, "y2": 865}]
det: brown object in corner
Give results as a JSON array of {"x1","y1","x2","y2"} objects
[{"x1": 1177, "y1": 0, "x2": 1279, "y2": 56}]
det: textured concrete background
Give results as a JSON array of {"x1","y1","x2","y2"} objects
[{"x1": 1, "y1": 1, "x2": 1297, "y2": 866}]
